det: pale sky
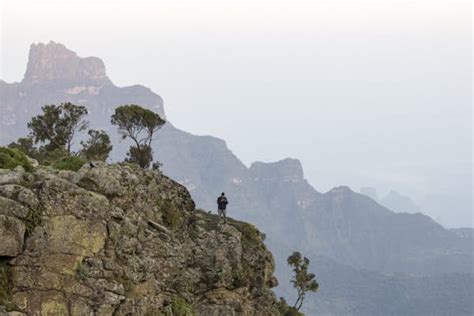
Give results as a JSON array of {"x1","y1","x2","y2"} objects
[{"x1": 1, "y1": 0, "x2": 472, "y2": 227}]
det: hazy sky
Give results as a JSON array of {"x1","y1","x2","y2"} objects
[{"x1": 1, "y1": 0, "x2": 472, "y2": 227}]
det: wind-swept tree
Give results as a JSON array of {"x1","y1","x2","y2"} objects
[
  {"x1": 111, "y1": 105, "x2": 165, "y2": 168},
  {"x1": 8, "y1": 136, "x2": 38, "y2": 158},
  {"x1": 80, "y1": 129, "x2": 113, "y2": 161},
  {"x1": 287, "y1": 251, "x2": 319, "y2": 311},
  {"x1": 27, "y1": 102, "x2": 88, "y2": 153}
]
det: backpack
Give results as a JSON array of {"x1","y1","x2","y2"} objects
[{"x1": 217, "y1": 196, "x2": 228, "y2": 209}]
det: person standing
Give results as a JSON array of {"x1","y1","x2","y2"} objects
[{"x1": 217, "y1": 192, "x2": 229, "y2": 224}]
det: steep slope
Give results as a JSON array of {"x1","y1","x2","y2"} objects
[
  {"x1": 307, "y1": 256, "x2": 474, "y2": 315},
  {"x1": 0, "y1": 42, "x2": 472, "y2": 315},
  {"x1": 0, "y1": 163, "x2": 281, "y2": 315},
  {"x1": 0, "y1": 41, "x2": 164, "y2": 150},
  {"x1": 380, "y1": 190, "x2": 421, "y2": 213}
]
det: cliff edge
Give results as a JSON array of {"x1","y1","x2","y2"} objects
[{"x1": 0, "y1": 163, "x2": 282, "y2": 315}]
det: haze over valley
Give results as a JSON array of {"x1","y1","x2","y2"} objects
[{"x1": 2, "y1": 0, "x2": 471, "y2": 228}]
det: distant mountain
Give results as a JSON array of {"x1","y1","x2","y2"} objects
[
  {"x1": 0, "y1": 41, "x2": 164, "y2": 152},
  {"x1": 381, "y1": 190, "x2": 422, "y2": 214},
  {"x1": 360, "y1": 187, "x2": 379, "y2": 201},
  {"x1": 1, "y1": 42, "x2": 472, "y2": 315}
]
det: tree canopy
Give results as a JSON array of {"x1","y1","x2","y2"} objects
[
  {"x1": 111, "y1": 105, "x2": 165, "y2": 168},
  {"x1": 287, "y1": 251, "x2": 319, "y2": 311},
  {"x1": 27, "y1": 102, "x2": 88, "y2": 153},
  {"x1": 80, "y1": 129, "x2": 113, "y2": 161}
]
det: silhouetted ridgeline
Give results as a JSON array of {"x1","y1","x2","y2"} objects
[{"x1": 0, "y1": 42, "x2": 472, "y2": 315}]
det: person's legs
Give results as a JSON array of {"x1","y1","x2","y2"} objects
[
  {"x1": 223, "y1": 209, "x2": 227, "y2": 224},
  {"x1": 218, "y1": 208, "x2": 223, "y2": 221}
]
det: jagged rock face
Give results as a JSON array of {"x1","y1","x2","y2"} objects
[
  {"x1": 0, "y1": 42, "x2": 164, "y2": 147},
  {"x1": 0, "y1": 164, "x2": 280, "y2": 315},
  {"x1": 23, "y1": 42, "x2": 109, "y2": 86},
  {"x1": 2, "y1": 42, "x2": 473, "y2": 315}
]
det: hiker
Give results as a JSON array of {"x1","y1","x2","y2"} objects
[{"x1": 217, "y1": 192, "x2": 229, "y2": 224}]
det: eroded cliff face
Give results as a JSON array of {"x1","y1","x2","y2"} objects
[
  {"x1": 23, "y1": 41, "x2": 110, "y2": 86},
  {"x1": 0, "y1": 163, "x2": 280, "y2": 315}
]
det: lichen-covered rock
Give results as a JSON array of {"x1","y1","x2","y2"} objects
[
  {"x1": 0, "y1": 215, "x2": 25, "y2": 257},
  {"x1": 0, "y1": 164, "x2": 282, "y2": 315}
]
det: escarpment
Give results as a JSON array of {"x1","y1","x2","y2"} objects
[{"x1": 0, "y1": 163, "x2": 282, "y2": 315}]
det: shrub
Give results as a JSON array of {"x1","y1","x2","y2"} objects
[
  {"x1": 0, "y1": 147, "x2": 32, "y2": 171},
  {"x1": 111, "y1": 104, "x2": 165, "y2": 168},
  {"x1": 171, "y1": 297, "x2": 194, "y2": 316},
  {"x1": 27, "y1": 103, "x2": 88, "y2": 153},
  {"x1": 80, "y1": 129, "x2": 113, "y2": 161},
  {"x1": 52, "y1": 156, "x2": 87, "y2": 171},
  {"x1": 25, "y1": 206, "x2": 42, "y2": 237},
  {"x1": 8, "y1": 136, "x2": 38, "y2": 159},
  {"x1": 277, "y1": 298, "x2": 304, "y2": 316},
  {"x1": 228, "y1": 219, "x2": 261, "y2": 249},
  {"x1": 160, "y1": 199, "x2": 183, "y2": 230}
]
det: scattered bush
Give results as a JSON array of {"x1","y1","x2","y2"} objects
[
  {"x1": 52, "y1": 156, "x2": 87, "y2": 171},
  {"x1": 25, "y1": 207, "x2": 42, "y2": 237},
  {"x1": 8, "y1": 137, "x2": 38, "y2": 159},
  {"x1": 27, "y1": 103, "x2": 88, "y2": 153},
  {"x1": 80, "y1": 129, "x2": 113, "y2": 161},
  {"x1": 126, "y1": 145, "x2": 153, "y2": 169},
  {"x1": 0, "y1": 147, "x2": 32, "y2": 171},
  {"x1": 171, "y1": 296, "x2": 194, "y2": 316},
  {"x1": 287, "y1": 251, "x2": 319, "y2": 311},
  {"x1": 160, "y1": 199, "x2": 183, "y2": 230},
  {"x1": 111, "y1": 104, "x2": 165, "y2": 168},
  {"x1": 229, "y1": 219, "x2": 261, "y2": 249}
]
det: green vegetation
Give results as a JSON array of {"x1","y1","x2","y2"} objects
[
  {"x1": 75, "y1": 261, "x2": 91, "y2": 281},
  {"x1": 28, "y1": 103, "x2": 89, "y2": 153},
  {"x1": 52, "y1": 156, "x2": 87, "y2": 171},
  {"x1": 7, "y1": 137, "x2": 38, "y2": 159},
  {"x1": 160, "y1": 199, "x2": 184, "y2": 230},
  {"x1": 171, "y1": 296, "x2": 194, "y2": 316},
  {"x1": 0, "y1": 261, "x2": 14, "y2": 311},
  {"x1": 277, "y1": 298, "x2": 304, "y2": 316},
  {"x1": 287, "y1": 251, "x2": 319, "y2": 311},
  {"x1": 8, "y1": 103, "x2": 166, "y2": 170},
  {"x1": 0, "y1": 147, "x2": 32, "y2": 171},
  {"x1": 25, "y1": 207, "x2": 42, "y2": 237},
  {"x1": 228, "y1": 218, "x2": 261, "y2": 249},
  {"x1": 9, "y1": 103, "x2": 99, "y2": 168},
  {"x1": 80, "y1": 129, "x2": 113, "y2": 161},
  {"x1": 111, "y1": 104, "x2": 165, "y2": 168},
  {"x1": 232, "y1": 268, "x2": 247, "y2": 288}
]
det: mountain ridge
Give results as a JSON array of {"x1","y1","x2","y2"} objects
[
  {"x1": 0, "y1": 162, "x2": 285, "y2": 315},
  {"x1": 0, "y1": 42, "x2": 472, "y2": 315}
]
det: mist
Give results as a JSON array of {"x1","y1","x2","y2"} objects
[{"x1": 1, "y1": 0, "x2": 471, "y2": 227}]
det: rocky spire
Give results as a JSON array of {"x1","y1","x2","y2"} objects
[{"x1": 22, "y1": 41, "x2": 110, "y2": 85}]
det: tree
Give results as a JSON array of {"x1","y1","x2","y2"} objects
[
  {"x1": 111, "y1": 105, "x2": 165, "y2": 168},
  {"x1": 27, "y1": 103, "x2": 88, "y2": 153},
  {"x1": 8, "y1": 136, "x2": 38, "y2": 158},
  {"x1": 80, "y1": 129, "x2": 113, "y2": 161},
  {"x1": 287, "y1": 251, "x2": 319, "y2": 311},
  {"x1": 125, "y1": 144, "x2": 153, "y2": 168}
]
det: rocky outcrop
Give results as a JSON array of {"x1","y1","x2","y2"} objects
[
  {"x1": 23, "y1": 41, "x2": 110, "y2": 86},
  {"x1": 0, "y1": 42, "x2": 164, "y2": 145},
  {"x1": 0, "y1": 164, "x2": 281, "y2": 315},
  {"x1": 2, "y1": 42, "x2": 473, "y2": 315}
]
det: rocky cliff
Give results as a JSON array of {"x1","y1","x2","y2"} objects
[
  {"x1": 1, "y1": 42, "x2": 473, "y2": 315},
  {"x1": 23, "y1": 42, "x2": 110, "y2": 86},
  {"x1": 0, "y1": 163, "x2": 281, "y2": 315}
]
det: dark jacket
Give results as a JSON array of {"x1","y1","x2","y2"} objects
[{"x1": 217, "y1": 196, "x2": 228, "y2": 210}]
